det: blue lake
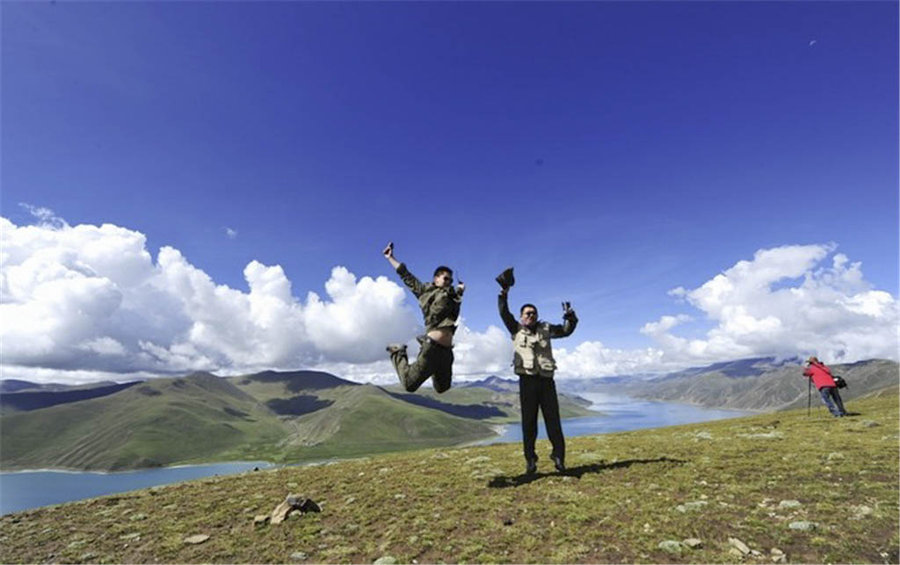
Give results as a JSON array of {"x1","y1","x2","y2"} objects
[
  {"x1": 0, "y1": 461, "x2": 273, "y2": 516},
  {"x1": 1, "y1": 394, "x2": 752, "y2": 515},
  {"x1": 475, "y1": 392, "x2": 752, "y2": 444}
]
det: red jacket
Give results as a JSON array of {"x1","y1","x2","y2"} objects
[{"x1": 803, "y1": 361, "x2": 837, "y2": 390}]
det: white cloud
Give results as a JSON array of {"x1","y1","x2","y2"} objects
[
  {"x1": 635, "y1": 244, "x2": 899, "y2": 368},
  {"x1": 2, "y1": 214, "x2": 896, "y2": 385},
  {"x1": 225, "y1": 227, "x2": 238, "y2": 239},
  {"x1": 0, "y1": 213, "x2": 418, "y2": 381}
]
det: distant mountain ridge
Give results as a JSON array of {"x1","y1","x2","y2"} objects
[
  {"x1": 461, "y1": 375, "x2": 518, "y2": 393},
  {"x1": 2, "y1": 369, "x2": 576, "y2": 471},
  {"x1": 0, "y1": 381, "x2": 142, "y2": 413},
  {"x1": 559, "y1": 357, "x2": 898, "y2": 411},
  {"x1": 654, "y1": 356, "x2": 802, "y2": 380}
]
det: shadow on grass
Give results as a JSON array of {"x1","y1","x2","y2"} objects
[{"x1": 487, "y1": 457, "x2": 687, "y2": 489}]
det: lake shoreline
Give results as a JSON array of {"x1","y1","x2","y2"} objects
[{"x1": 1, "y1": 395, "x2": 754, "y2": 515}]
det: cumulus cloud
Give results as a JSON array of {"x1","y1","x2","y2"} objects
[
  {"x1": 1, "y1": 213, "x2": 896, "y2": 384},
  {"x1": 652, "y1": 244, "x2": 898, "y2": 363},
  {"x1": 1, "y1": 213, "x2": 418, "y2": 382},
  {"x1": 545, "y1": 244, "x2": 897, "y2": 379}
]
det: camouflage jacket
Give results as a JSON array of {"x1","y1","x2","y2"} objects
[
  {"x1": 498, "y1": 293, "x2": 577, "y2": 378},
  {"x1": 395, "y1": 263, "x2": 462, "y2": 333}
]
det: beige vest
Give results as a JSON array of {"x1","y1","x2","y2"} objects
[{"x1": 513, "y1": 323, "x2": 557, "y2": 378}]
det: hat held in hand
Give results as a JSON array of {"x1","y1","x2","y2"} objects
[{"x1": 496, "y1": 267, "x2": 515, "y2": 289}]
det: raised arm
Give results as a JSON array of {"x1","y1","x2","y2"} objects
[
  {"x1": 549, "y1": 302, "x2": 578, "y2": 338},
  {"x1": 497, "y1": 289, "x2": 519, "y2": 336},
  {"x1": 383, "y1": 242, "x2": 425, "y2": 297}
]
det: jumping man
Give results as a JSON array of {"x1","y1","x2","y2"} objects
[{"x1": 383, "y1": 242, "x2": 464, "y2": 394}]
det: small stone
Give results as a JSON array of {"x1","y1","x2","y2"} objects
[
  {"x1": 130, "y1": 512, "x2": 148, "y2": 521},
  {"x1": 374, "y1": 557, "x2": 397, "y2": 565},
  {"x1": 254, "y1": 515, "x2": 270, "y2": 525},
  {"x1": 683, "y1": 538, "x2": 703, "y2": 548},
  {"x1": 675, "y1": 501, "x2": 708, "y2": 513},
  {"x1": 738, "y1": 431, "x2": 784, "y2": 439},
  {"x1": 184, "y1": 534, "x2": 210, "y2": 544},
  {"x1": 119, "y1": 533, "x2": 141, "y2": 541},
  {"x1": 851, "y1": 505, "x2": 873, "y2": 519},
  {"x1": 827, "y1": 452, "x2": 845, "y2": 461},
  {"x1": 788, "y1": 521, "x2": 818, "y2": 531},
  {"x1": 658, "y1": 540, "x2": 683, "y2": 554},
  {"x1": 770, "y1": 548, "x2": 784, "y2": 555},
  {"x1": 751, "y1": 550, "x2": 762, "y2": 556},
  {"x1": 728, "y1": 538, "x2": 751, "y2": 555},
  {"x1": 290, "y1": 551, "x2": 308, "y2": 561},
  {"x1": 778, "y1": 500, "x2": 802, "y2": 509}
]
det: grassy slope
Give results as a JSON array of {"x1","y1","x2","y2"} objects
[
  {"x1": 619, "y1": 359, "x2": 898, "y2": 411},
  {"x1": 381, "y1": 383, "x2": 598, "y2": 422},
  {"x1": 0, "y1": 374, "x2": 288, "y2": 470},
  {"x1": 1, "y1": 373, "x2": 501, "y2": 471},
  {"x1": 1, "y1": 391, "x2": 896, "y2": 564},
  {"x1": 253, "y1": 384, "x2": 498, "y2": 462}
]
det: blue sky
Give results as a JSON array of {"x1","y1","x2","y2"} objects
[{"x1": 2, "y1": 2, "x2": 897, "y2": 383}]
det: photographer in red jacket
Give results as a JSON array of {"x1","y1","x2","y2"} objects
[{"x1": 803, "y1": 356, "x2": 848, "y2": 417}]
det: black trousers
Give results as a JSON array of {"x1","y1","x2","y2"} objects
[{"x1": 518, "y1": 374, "x2": 565, "y2": 464}]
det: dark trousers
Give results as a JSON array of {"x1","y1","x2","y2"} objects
[
  {"x1": 390, "y1": 337, "x2": 453, "y2": 393},
  {"x1": 819, "y1": 386, "x2": 847, "y2": 416},
  {"x1": 518, "y1": 374, "x2": 565, "y2": 464}
]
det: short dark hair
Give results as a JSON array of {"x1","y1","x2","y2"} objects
[
  {"x1": 520, "y1": 303, "x2": 538, "y2": 315},
  {"x1": 433, "y1": 266, "x2": 453, "y2": 278}
]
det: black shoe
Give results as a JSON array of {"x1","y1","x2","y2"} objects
[
  {"x1": 386, "y1": 344, "x2": 407, "y2": 355},
  {"x1": 525, "y1": 459, "x2": 537, "y2": 475},
  {"x1": 552, "y1": 456, "x2": 565, "y2": 473}
]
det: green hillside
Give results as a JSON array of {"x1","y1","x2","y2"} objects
[
  {"x1": 0, "y1": 371, "x2": 502, "y2": 471},
  {"x1": 380, "y1": 381, "x2": 597, "y2": 422},
  {"x1": 0, "y1": 373, "x2": 287, "y2": 470},
  {"x1": 1, "y1": 391, "x2": 896, "y2": 564},
  {"x1": 615, "y1": 359, "x2": 898, "y2": 411}
]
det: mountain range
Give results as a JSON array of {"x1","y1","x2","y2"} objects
[
  {"x1": 2, "y1": 357, "x2": 896, "y2": 471},
  {"x1": 0, "y1": 370, "x2": 593, "y2": 471},
  {"x1": 557, "y1": 357, "x2": 898, "y2": 411}
]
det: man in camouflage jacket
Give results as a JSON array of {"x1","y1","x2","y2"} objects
[
  {"x1": 384, "y1": 242, "x2": 464, "y2": 394},
  {"x1": 497, "y1": 267, "x2": 577, "y2": 474}
]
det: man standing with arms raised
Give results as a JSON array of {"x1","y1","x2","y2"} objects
[
  {"x1": 383, "y1": 242, "x2": 464, "y2": 394},
  {"x1": 496, "y1": 267, "x2": 578, "y2": 474}
]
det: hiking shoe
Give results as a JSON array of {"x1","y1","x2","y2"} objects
[
  {"x1": 525, "y1": 459, "x2": 537, "y2": 475},
  {"x1": 385, "y1": 344, "x2": 407, "y2": 355},
  {"x1": 552, "y1": 456, "x2": 566, "y2": 473}
]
